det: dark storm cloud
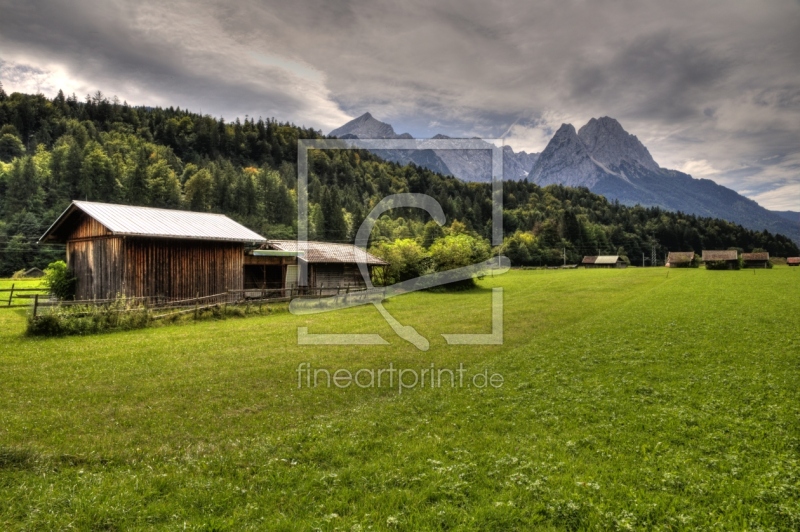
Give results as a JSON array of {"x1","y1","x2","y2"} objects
[
  {"x1": 1, "y1": 0, "x2": 799, "y2": 208},
  {"x1": 567, "y1": 32, "x2": 731, "y2": 122},
  {"x1": 0, "y1": 0, "x2": 351, "y2": 126}
]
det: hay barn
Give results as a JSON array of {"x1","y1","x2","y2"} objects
[
  {"x1": 702, "y1": 250, "x2": 740, "y2": 269},
  {"x1": 786, "y1": 257, "x2": 800, "y2": 267},
  {"x1": 23, "y1": 267, "x2": 45, "y2": 278},
  {"x1": 581, "y1": 255, "x2": 627, "y2": 269},
  {"x1": 245, "y1": 240, "x2": 387, "y2": 291},
  {"x1": 741, "y1": 252, "x2": 770, "y2": 268},
  {"x1": 39, "y1": 201, "x2": 266, "y2": 300},
  {"x1": 666, "y1": 252, "x2": 695, "y2": 268}
]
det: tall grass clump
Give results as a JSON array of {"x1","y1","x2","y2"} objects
[
  {"x1": 26, "y1": 296, "x2": 285, "y2": 336},
  {"x1": 26, "y1": 295, "x2": 151, "y2": 336}
]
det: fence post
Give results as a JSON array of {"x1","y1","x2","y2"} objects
[
  {"x1": 33, "y1": 294, "x2": 38, "y2": 317},
  {"x1": 7, "y1": 283, "x2": 14, "y2": 307}
]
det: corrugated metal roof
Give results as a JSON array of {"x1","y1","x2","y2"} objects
[
  {"x1": 595, "y1": 255, "x2": 621, "y2": 265},
  {"x1": 581, "y1": 255, "x2": 621, "y2": 265},
  {"x1": 264, "y1": 240, "x2": 387, "y2": 265},
  {"x1": 667, "y1": 251, "x2": 695, "y2": 263},
  {"x1": 41, "y1": 201, "x2": 266, "y2": 243},
  {"x1": 741, "y1": 252, "x2": 769, "y2": 261},
  {"x1": 702, "y1": 250, "x2": 738, "y2": 261}
]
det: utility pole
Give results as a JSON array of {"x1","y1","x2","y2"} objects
[
  {"x1": 651, "y1": 244, "x2": 657, "y2": 267},
  {"x1": 642, "y1": 253, "x2": 646, "y2": 268}
]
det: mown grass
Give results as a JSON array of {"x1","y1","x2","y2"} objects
[{"x1": 1, "y1": 268, "x2": 799, "y2": 530}]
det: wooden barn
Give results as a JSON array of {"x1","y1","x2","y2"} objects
[
  {"x1": 581, "y1": 255, "x2": 627, "y2": 269},
  {"x1": 741, "y1": 252, "x2": 770, "y2": 268},
  {"x1": 702, "y1": 250, "x2": 740, "y2": 269},
  {"x1": 39, "y1": 201, "x2": 266, "y2": 300},
  {"x1": 23, "y1": 267, "x2": 45, "y2": 278},
  {"x1": 666, "y1": 251, "x2": 696, "y2": 268},
  {"x1": 244, "y1": 240, "x2": 387, "y2": 291},
  {"x1": 788, "y1": 257, "x2": 800, "y2": 267}
]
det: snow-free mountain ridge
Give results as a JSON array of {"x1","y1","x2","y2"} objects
[
  {"x1": 330, "y1": 113, "x2": 538, "y2": 182},
  {"x1": 331, "y1": 113, "x2": 799, "y2": 243},
  {"x1": 529, "y1": 117, "x2": 799, "y2": 243}
]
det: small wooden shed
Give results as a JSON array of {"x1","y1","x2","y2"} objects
[
  {"x1": 581, "y1": 255, "x2": 627, "y2": 269},
  {"x1": 666, "y1": 251, "x2": 695, "y2": 268},
  {"x1": 245, "y1": 240, "x2": 387, "y2": 290},
  {"x1": 23, "y1": 267, "x2": 45, "y2": 278},
  {"x1": 788, "y1": 257, "x2": 800, "y2": 267},
  {"x1": 702, "y1": 250, "x2": 739, "y2": 269},
  {"x1": 39, "y1": 201, "x2": 266, "y2": 300},
  {"x1": 741, "y1": 252, "x2": 770, "y2": 268}
]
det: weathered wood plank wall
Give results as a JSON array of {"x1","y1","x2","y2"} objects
[
  {"x1": 66, "y1": 214, "x2": 123, "y2": 300},
  {"x1": 123, "y1": 238, "x2": 243, "y2": 300}
]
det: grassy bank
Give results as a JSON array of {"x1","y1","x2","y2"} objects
[{"x1": 1, "y1": 268, "x2": 798, "y2": 530}]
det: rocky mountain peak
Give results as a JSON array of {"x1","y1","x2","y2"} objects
[
  {"x1": 329, "y1": 112, "x2": 398, "y2": 139},
  {"x1": 529, "y1": 123, "x2": 605, "y2": 188},
  {"x1": 577, "y1": 117, "x2": 659, "y2": 172}
]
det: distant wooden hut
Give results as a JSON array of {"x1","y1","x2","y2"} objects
[
  {"x1": 741, "y1": 252, "x2": 770, "y2": 268},
  {"x1": 245, "y1": 240, "x2": 388, "y2": 290},
  {"x1": 23, "y1": 267, "x2": 45, "y2": 278},
  {"x1": 581, "y1": 255, "x2": 627, "y2": 269},
  {"x1": 666, "y1": 252, "x2": 695, "y2": 268},
  {"x1": 39, "y1": 201, "x2": 266, "y2": 300},
  {"x1": 787, "y1": 257, "x2": 800, "y2": 267},
  {"x1": 702, "y1": 250, "x2": 740, "y2": 270}
]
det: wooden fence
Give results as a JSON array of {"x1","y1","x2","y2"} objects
[
  {"x1": 0, "y1": 285, "x2": 50, "y2": 308},
  {"x1": 27, "y1": 284, "x2": 376, "y2": 318}
]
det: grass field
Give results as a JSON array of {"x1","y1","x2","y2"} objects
[
  {"x1": 0, "y1": 278, "x2": 47, "y2": 307},
  {"x1": 1, "y1": 268, "x2": 799, "y2": 530}
]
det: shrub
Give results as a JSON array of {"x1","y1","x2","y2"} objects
[
  {"x1": 428, "y1": 233, "x2": 491, "y2": 290},
  {"x1": 370, "y1": 239, "x2": 432, "y2": 286},
  {"x1": 10, "y1": 269, "x2": 27, "y2": 279},
  {"x1": 42, "y1": 261, "x2": 77, "y2": 300}
]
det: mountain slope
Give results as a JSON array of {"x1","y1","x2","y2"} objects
[
  {"x1": 330, "y1": 113, "x2": 453, "y2": 176},
  {"x1": 330, "y1": 113, "x2": 538, "y2": 182},
  {"x1": 529, "y1": 117, "x2": 800, "y2": 243}
]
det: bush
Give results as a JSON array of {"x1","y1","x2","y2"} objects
[
  {"x1": 428, "y1": 234, "x2": 491, "y2": 290},
  {"x1": 10, "y1": 269, "x2": 27, "y2": 279},
  {"x1": 42, "y1": 261, "x2": 77, "y2": 300},
  {"x1": 370, "y1": 239, "x2": 432, "y2": 285}
]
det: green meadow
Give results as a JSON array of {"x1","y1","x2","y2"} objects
[
  {"x1": 1, "y1": 268, "x2": 799, "y2": 530},
  {"x1": 0, "y1": 278, "x2": 47, "y2": 307}
]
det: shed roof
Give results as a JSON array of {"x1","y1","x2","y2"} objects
[
  {"x1": 40, "y1": 201, "x2": 266, "y2": 243},
  {"x1": 582, "y1": 255, "x2": 622, "y2": 265},
  {"x1": 702, "y1": 250, "x2": 739, "y2": 261},
  {"x1": 741, "y1": 252, "x2": 769, "y2": 261},
  {"x1": 788, "y1": 257, "x2": 800, "y2": 265},
  {"x1": 667, "y1": 251, "x2": 695, "y2": 263},
  {"x1": 263, "y1": 240, "x2": 387, "y2": 265}
]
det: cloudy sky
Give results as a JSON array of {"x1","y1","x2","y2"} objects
[{"x1": 1, "y1": 0, "x2": 799, "y2": 209}]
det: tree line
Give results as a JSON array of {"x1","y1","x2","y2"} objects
[{"x1": 0, "y1": 87, "x2": 797, "y2": 276}]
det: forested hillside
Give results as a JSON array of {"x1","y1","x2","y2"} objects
[{"x1": 0, "y1": 87, "x2": 796, "y2": 275}]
